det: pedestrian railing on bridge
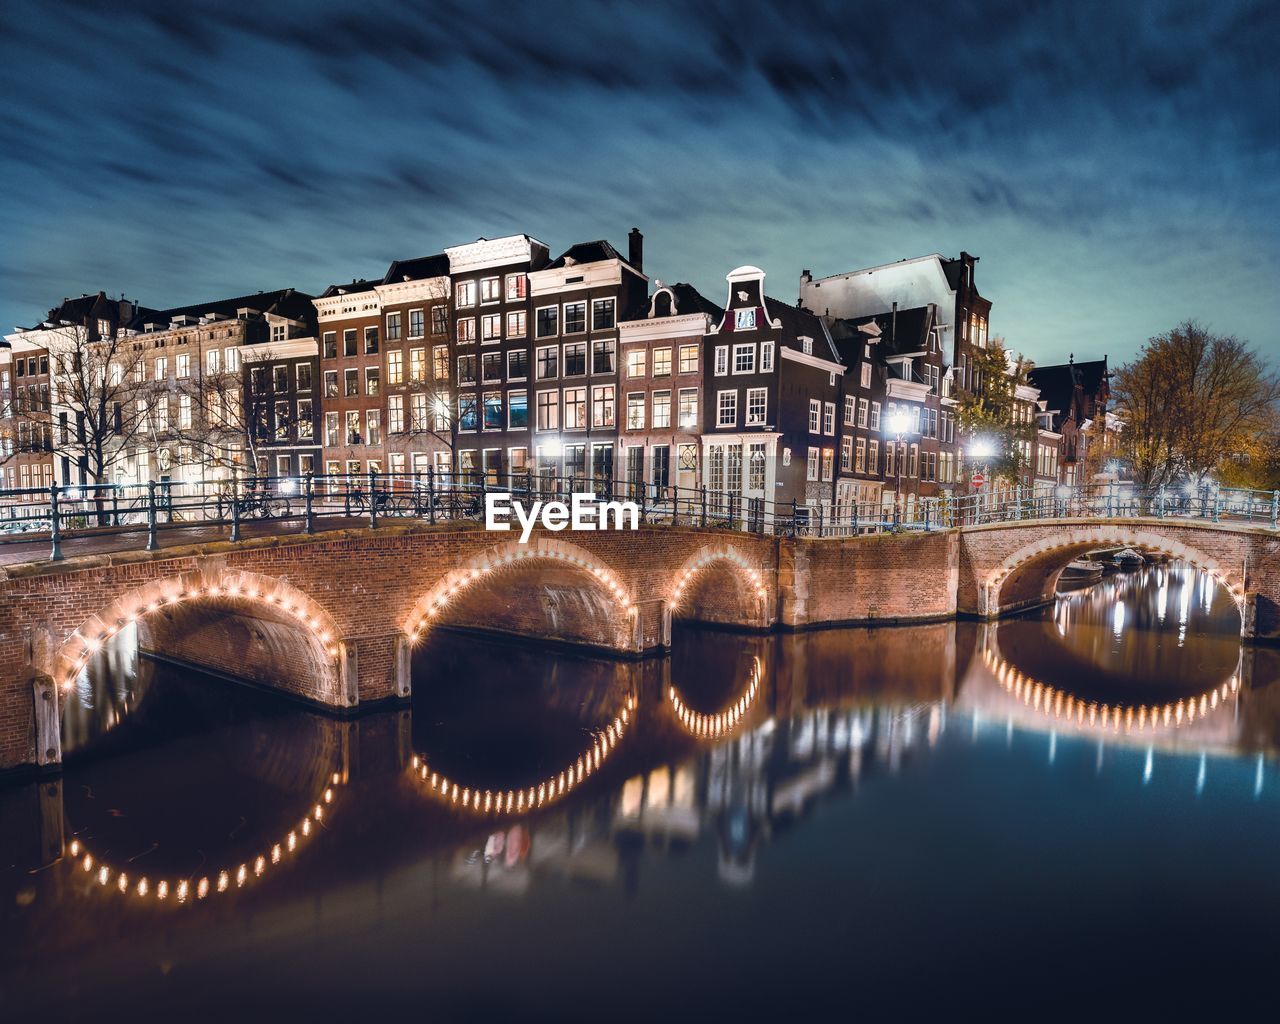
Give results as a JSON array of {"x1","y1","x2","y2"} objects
[{"x1": 1, "y1": 474, "x2": 1276, "y2": 563}]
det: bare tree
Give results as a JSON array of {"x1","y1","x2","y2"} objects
[
  {"x1": 2, "y1": 323, "x2": 150, "y2": 490},
  {"x1": 176, "y1": 349, "x2": 263, "y2": 486}
]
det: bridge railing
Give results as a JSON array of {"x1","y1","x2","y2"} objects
[{"x1": 1, "y1": 475, "x2": 1277, "y2": 562}]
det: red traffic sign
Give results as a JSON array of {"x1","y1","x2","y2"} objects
[{"x1": 971, "y1": 473, "x2": 986, "y2": 488}]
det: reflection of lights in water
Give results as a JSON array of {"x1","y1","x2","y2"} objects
[
  {"x1": 1048, "y1": 730, "x2": 1057, "y2": 765},
  {"x1": 1143, "y1": 747, "x2": 1153, "y2": 784},
  {"x1": 984, "y1": 647, "x2": 1238, "y2": 734},
  {"x1": 1196, "y1": 752, "x2": 1207, "y2": 795},
  {"x1": 65, "y1": 774, "x2": 342, "y2": 907},
  {"x1": 1112, "y1": 601, "x2": 1126, "y2": 639},
  {"x1": 411, "y1": 696, "x2": 635, "y2": 815},
  {"x1": 1157, "y1": 581, "x2": 1168, "y2": 623},
  {"x1": 1178, "y1": 579, "x2": 1192, "y2": 645},
  {"x1": 669, "y1": 657, "x2": 762, "y2": 740},
  {"x1": 1256, "y1": 755, "x2": 1265, "y2": 798}
]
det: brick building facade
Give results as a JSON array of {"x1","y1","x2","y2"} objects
[{"x1": 618, "y1": 281, "x2": 722, "y2": 494}]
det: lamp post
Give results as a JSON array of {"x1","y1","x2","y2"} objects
[
  {"x1": 883, "y1": 409, "x2": 913, "y2": 524},
  {"x1": 967, "y1": 437, "x2": 996, "y2": 525}
]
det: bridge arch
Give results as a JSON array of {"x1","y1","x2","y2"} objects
[
  {"x1": 978, "y1": 525, "x2": 1245, "y2": 621},
  {"x1": 402, "y1": 537, "x2": 637, "y2": 653},
  {"x1": 667, "y1": 544, "x2": 771, "y2": 629},
  {"x1": 52, "y1": 569, "x2": 344, "y2": 710}
]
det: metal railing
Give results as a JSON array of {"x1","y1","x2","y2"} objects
[{"x1": 0, "y1": 475, "x2": 1276, "y2": 562}]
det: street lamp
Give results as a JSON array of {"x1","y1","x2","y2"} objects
[{"x1": 883, "y1": 409, "x2": 913, "y2": 515}]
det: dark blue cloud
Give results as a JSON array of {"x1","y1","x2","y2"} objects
[{"x1": 0, "y1": 0, "x2": 1275, "y2": 364}]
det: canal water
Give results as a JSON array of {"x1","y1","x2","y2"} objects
[{"x1": 3, "y1": 560, "x2": 1280, "y2": 1020}]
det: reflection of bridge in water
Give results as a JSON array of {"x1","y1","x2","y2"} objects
[{"x1": 15, "y1": 602, "x2": 1280, "y2": 934}]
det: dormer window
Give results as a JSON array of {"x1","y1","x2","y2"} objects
[
  {"x1": 97, "y1": 318, "x2": 111, "y2": 337},
  {"x1": 735, "y1": 308, "x2": 756, "y2": 331},
  {"x1": 800, "y1": 337, "x2": 813, "y2": 356}
]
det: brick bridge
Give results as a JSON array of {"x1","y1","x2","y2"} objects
[{"x1": 1, "y1": 516, "x2": 1277, "y2": 772}]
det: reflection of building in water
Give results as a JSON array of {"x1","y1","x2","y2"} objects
[
  {"x1": 60, "y1": 623, "x2": 150, "y2": 755},
  {"x1": 613, "y1": 702, "x2": 943, "y2": 887}
]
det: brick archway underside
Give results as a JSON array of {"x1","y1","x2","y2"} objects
[{"x1": 402, "y1": 537, "x2": 635, "y2": 653}]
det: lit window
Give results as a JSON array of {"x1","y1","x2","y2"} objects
[{"x1": 717, "y1": 390, "x2": 737, "y2": 427}]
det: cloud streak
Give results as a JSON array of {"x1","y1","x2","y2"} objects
[{"x1": 0, "y1": 0, "x2": 1275, "y2": 363}]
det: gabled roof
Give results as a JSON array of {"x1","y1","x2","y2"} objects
[
  {"x1": 843, "y1": 306, "x2": 933, "y2": 358},
  {"x1": 621, "y1": 282, "x2": 724, "y2": 324},
  {"x1": 382, "y1": 253, "x2": 449, "y2": 283},
  {"x1": 670, "y1": 283, "x2": 723, "y2": 320},
  {"x1": 1027, "y1": 358, "x2": 1109, "y2": 411},
  {"x1": 318, "y1": 279, "x2": 380, "y2": 299},
  {"x1": 547, "y1": 239, "x2": 637, "y2": 272},
  {"x1": 40, "y1": 292, "x2": 147, "y2": 330},
  {"x1": 765, "y1": 295, "x2": 841, "y2": 363},
  {"x1": 142, "y1": 287, "x2": 313, "y2": 323}
]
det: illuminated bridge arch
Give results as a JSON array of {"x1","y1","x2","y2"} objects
[
  {"x1": 667, "y1": 544, "x2": 771, "y2": 629},
  {"x1": 53, "y1": 569, "x2": 344, "y2": 708},
  {"x1": 980, "y1": 525, "x2": 1245, "y2": 620},
  {"x1": 402, "y1": 537, "x2": 637, "y2": 653}
]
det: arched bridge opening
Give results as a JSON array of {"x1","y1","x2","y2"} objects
[
  {"x1": 667, "y1": 546, "x2": 771, "y2": 633},
  {"x1": 974, "y1": 528, "x2": 1247, "y2": 636},
  {"x1": 48, "y1": 570, "x2": 345, "y2": 765},
  {"x1": 402, "y1": 539, "x2": 638, "y2": 657}
]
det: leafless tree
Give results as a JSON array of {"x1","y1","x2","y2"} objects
[{"x1": 1, "y1": 323, "x2": 151, "y2": 490}]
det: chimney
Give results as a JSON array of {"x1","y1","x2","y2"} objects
[{"x1": 628, "y1": 228, "x2": 643, "y2": 273}]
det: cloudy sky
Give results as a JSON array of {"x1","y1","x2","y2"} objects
[{"x1": 2, "y1": 0, "x2": 1276, "y2": 365}]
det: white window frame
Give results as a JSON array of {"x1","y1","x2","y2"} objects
[
  {"x1": 714, "y1": 345, "x2": 729, "y2": 377},
  {"x1": 745, "y1": 387, "x2": 767, "y2": 426},
  {"x1": 717, "y1": 389, "x2": 738, "y2": 428},
  {"x1": 732, "y1": 343, "x2": 756, "y2": 375}
]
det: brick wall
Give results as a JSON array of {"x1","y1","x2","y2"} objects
[{"x1": 794, "y1": 531, "x2": 958, "y2": 627}]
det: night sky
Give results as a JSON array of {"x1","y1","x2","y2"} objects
[{"x1": 2, "y1": 0, "x2": 1276, "y2": 365}]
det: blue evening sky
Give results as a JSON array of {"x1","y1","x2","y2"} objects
[{"x1": 1, "y1": 0, "x2": 1276, "y2": 365}]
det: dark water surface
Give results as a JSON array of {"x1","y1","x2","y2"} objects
[{"x1": 3, "y1": 560, "x2": 1280, "y2": 1021}]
